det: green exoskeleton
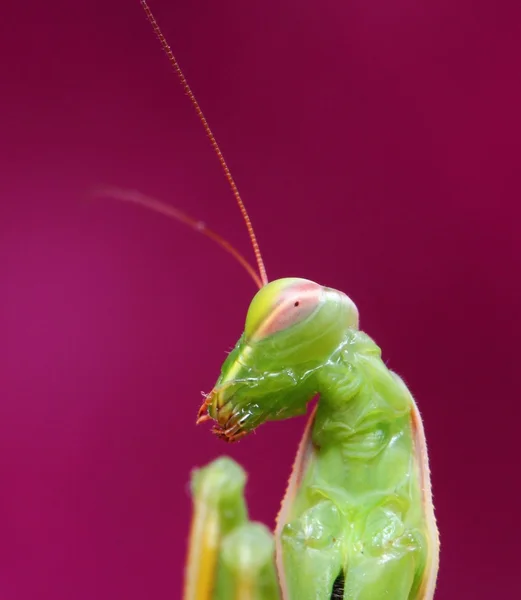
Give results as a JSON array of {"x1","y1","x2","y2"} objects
[
  {"x1": 109, "y1": 3, "x2": 440, "y2": 598},
  {"x1": 193, "y1": 279, "x2": 439, "y2": 599}
]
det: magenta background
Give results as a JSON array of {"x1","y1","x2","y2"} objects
[{"x1": 1, "y1": 1, "x2": 519, "y2": 598}]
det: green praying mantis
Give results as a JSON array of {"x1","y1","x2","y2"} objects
[{"x1": 105, "y1": 2, "x2": 440, "y2": 598}]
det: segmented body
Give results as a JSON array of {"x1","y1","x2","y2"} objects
[{"x1": 275, "y1": 330, "x2": 439, "y2": 599}]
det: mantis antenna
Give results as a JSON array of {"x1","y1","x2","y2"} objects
[
  {"x1": 97, "y1": 187, "x2": 264, "y2": 289},
  {"x1": 140, "y1": 0, "x2": 268, "y2": 288}
]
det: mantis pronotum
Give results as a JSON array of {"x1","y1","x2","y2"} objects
[{"x1": 106, "y1": 2, "x2": 440, "y2": 598}]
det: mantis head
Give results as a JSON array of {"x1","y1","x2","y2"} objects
[
  {"x1": 198, "y1": 277, "x2": 359, "y2": 441},
  {"x1": 115, "y1": 5, "x2": 358, "y2": 445}
]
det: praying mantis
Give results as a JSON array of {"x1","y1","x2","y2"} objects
[{"x1": 105, "y1": 2, "x2": 440, "y2": 598}]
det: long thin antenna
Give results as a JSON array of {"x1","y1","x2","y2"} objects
[
  {"x1": 95, "y1": 187, "x2": 263, "y2": 289},
  {"x1": 140, "y1": 0, "x2": 268, "y2": 287}
]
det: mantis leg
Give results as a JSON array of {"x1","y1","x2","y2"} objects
[{"x1": 183, "y1": 456, "x2": 280, "y2": 600}]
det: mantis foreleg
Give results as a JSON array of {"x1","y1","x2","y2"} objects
[{"x1": 184, "y1": 457, "x2": 280, "y2": 600}]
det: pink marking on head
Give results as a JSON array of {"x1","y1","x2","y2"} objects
[{"x1": 253, "y1": 280, "x2": 323, "y2": 340}]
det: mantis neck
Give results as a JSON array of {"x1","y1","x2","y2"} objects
[{"x1": 312, "y1": 330, "x2": 419, "y2": 504}]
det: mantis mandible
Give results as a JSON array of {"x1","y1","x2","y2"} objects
[{"x1": 105, "y1": 2, "x2": 440, "y2": 598}]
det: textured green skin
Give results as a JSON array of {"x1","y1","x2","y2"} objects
[
  {"x1": 204, "y1": 278, "x2": 434, "y2": 599},
  {"x1": 280, "y1": 330, "x2": 427, "y2": 599}
]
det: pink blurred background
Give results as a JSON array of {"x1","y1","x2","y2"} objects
[{"x1": 1, "y1": 1, "x2": 519, "y2": 598}]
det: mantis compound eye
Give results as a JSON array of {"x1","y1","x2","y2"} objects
[{"x1": 244, "y1": 278, "x2": 323, "y2": 341}]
